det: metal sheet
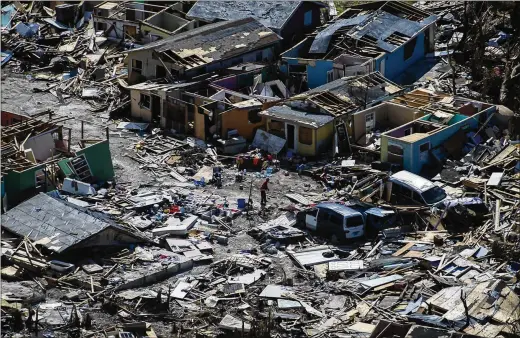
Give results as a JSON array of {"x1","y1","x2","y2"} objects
[
  {"x1": 285, "y1": 193, "x2": 312, "y2": 205},
  {"x1": 328, "y1": 260, "x2": 364, "y2": 272},
  {"x1": 487, "y1": 172, "x2": 503, "y2": 186},
  {"x1": 289, "y1": 248, "x2": 337, "y2": 267},
  {"x1": 309, "y1": 16, "x2": 369, "y2": 54},
  {"x1": 251, "y1": 129, "x2": 286, "y2": 154},
  {"x1": 356, "y1": 274, "x2": 403, "y2": 288}
]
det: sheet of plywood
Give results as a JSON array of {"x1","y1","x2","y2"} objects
[{"x1": 392, "y1": 242, "x2": 414, "y2": 257}]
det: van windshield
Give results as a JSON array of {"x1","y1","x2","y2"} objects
[
  {"x1": 421, "y1": 186, "x2": 447, "y2": 205},
  {"x1": 346, "y1": 215, "x2": 364, "y2": 228}
]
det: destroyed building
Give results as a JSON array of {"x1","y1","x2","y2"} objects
[
  {"x1": 124, "y1": 17, "x2": 282, "y2": 84},
  {"x1": 186, "y1": 0, "x2": 327, "y2": 47},
  {"x1": 381, "y1": 92, "x2": 498, "y2": 174},
  {"x1": 259, "y1": 72, "x2": 404, "y2": 156},
  {"x1": 93, "y1": 1, "x2": 195, "y2": 44},
  {"x1": 281, "y1": 1, "x2": 437, "y2": 88},
  {"x1": 1, "y1": 111, "x2": 114, "y2": 208},
  {"x1": 2, "y1": 1, "x2": 520, "y2": 338}
]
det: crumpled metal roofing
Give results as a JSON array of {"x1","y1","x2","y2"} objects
[
  {"x1": 350, "y1": 11, "x2": 437, "y2": 52},
  {"x1": 186, "y1": 1, "x2": 302, "y2": 30},
  {"x1": 130, "y1": 18, "x2": 281, "y2": 66},
  {"x1": 310, "y1": 10, "x2": 437, "y2": 54},
  {"x1": 260, "y1": 105, "x2": 334, "y2": 128},
  {"x1": 309, "y1": 15, "x2": 369, "y2": 54}
]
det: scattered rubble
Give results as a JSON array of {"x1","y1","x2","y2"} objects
[{"x1": 1, "y1": 1, "x2": 520, "y2": 338}]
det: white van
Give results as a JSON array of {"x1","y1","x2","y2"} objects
[
  {"x1": 388, "y1": 171, "x2": 448, "y2": 207},
  {"x1": 302, "y1": 203, "x2": 365, "y2": 241}
]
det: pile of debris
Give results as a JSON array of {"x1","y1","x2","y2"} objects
[{"x1": 1, "y1": 2, "x2": 129, "y2": 113}]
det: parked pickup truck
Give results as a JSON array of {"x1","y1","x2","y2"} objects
[{"x1": 297, "y1": 202, "x2": 396, "y2": 241}]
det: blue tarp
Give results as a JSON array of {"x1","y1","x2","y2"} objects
[
  {"x1": 42, "y1": 18, "x2": 70, "y2": 30},
  {"x1": 1, "y1": 51, "x2": 12, "y2": 67},
  {"x1": 14, "y1": 22, "x2": 39, "y2": 37},
  {"x1": 1, "y1": 4, "x2": 16, "y2": 29}
]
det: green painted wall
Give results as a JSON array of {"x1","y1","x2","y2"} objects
[
  {"x1": 76, "y1": 140, "x2": 115, "y2": 182},
  {"x1": 4, "y1": 164, "x2": 45, "y2": 206},
  {"x1": 58, "y1": 158, "x2": 74, "y2": 176}
]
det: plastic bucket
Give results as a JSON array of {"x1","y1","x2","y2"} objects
[{"x1": 237, "y1": 198, "x2": 246, "y2": 209}]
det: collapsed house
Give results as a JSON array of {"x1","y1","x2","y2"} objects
[
  {"x1": 0, "y1": 111, "x2": 114, "y2": 209},
  {"x1": 127, "y1": 63, "x2": 288, "y2": 142},
  {"x1": 93, "y1": 1, "x2": 196, "y2": 44},
  {"x1": 186, "y1": 0, "x2": 327, "y2": 47},
  {"x1": 2, "y1": 193, "x2": 150, "y2": 254},
  {"x1": 259, "y1": 72, "x2": 403, "y2": 156},
  {"x1": 380, "y1": 91, "x2": 499, "y2": 174},
  {"x1": 281, "y1": 1, "x2": 437, "y2": 88},
  {"x1": 124, "y1": 17, "x2": 282, "y2": 84}
]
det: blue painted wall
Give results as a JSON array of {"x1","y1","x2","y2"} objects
[
  {"x1": 281, "y1": 58, "x2": 333, "y2": 89},
  {"x1": 382, "y1": 31, "x2": 426, "y2": 81},
  {"x1": 386, "y1": 107, "x2": 495, "y2": 173},
  {"x1": 307, "y1": 60, "x2": 334, "y2": 89}
]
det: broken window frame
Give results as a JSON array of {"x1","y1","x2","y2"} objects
[
  {"x1": 140, "y1": 94, "x2": 151, "y2": 110},
  {"x1": 299, "y1": 126, "x2": 313, "y2": 145},
  {"x1": 403, "y1": 36, "x2": 417, "y2": 61},
  {"x1": 248, "y1": 109, "x2": 262, "y2": 124},
  {"x1": 35, "y1": 168, "x2": 45, "y2": 187},
  {"x1": 156, "y1": 65, "x2": 166, "y2": 78},
  {"x1": 419, "y1": 142, "x2": 430, "y2": 152},
  {"x1": 132, "y1": 59, "x2": 143, "y2": 74}
]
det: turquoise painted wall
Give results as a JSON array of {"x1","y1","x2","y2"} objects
[
  {"x1": 76, "y1": 140, "x2": 115, "y2": 182},
  {"x1": 396, "y1": 107, "x2": 496, "y2": 173}
]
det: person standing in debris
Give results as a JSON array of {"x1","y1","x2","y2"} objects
[{"x1": 260, "y1": 178, "x2": 269, "y2": 205}]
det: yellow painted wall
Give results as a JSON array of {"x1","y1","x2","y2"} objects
[
  {"x1": 194, "y1": 106, "x2": 205, "y2": 140},
  {"x1": 130, "y1": 89, "x2": 152, "y2": 122},
  {"x1": 316, "y1": 122, "x2": 334, "y2": 154},
  {"x1": 295, "y1": 125, "x2": 316, "y2": 156},
  {"x1": 221, "y1": 108, "x2": 265, "y2": 140}
]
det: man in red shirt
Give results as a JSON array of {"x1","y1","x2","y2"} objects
[{"x1": 260, "y1": 178, "x2": 269, "y2": 205}]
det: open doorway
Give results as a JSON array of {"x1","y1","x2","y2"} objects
[
  {"x1": 286, "y1": 124, "x2": 295, "y2": 150},
  {"x1": 151, "y1": 95, "x2": 161, "y2": 123}
]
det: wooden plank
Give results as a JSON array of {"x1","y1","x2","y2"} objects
[
  {"x1": 494, "y1": 200, "x2": 501, "y2": 231},
  {"x1": 392, "y1": 242, "x2": 414, "y2": 257}
]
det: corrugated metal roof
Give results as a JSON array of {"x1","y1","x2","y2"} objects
[
  {"x1": 260, "y1": 105, "x2": 334, "y2": 128},
  {"x1": 350, "y1": 11, "x2": 437, "y2": 52},
  {"x1": 186, "y1": 1, "x2": 303, "y2": 30},
  {"x1": 309, "y1": 6, "x2": 437, "y2": 55},
  {"x1": 126, "y1": 81, "x2": 199, "y2": 91}
]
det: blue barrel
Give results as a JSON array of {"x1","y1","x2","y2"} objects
[{"x1": 237, "y1": 198, "x2": 246, "y2": 208}]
